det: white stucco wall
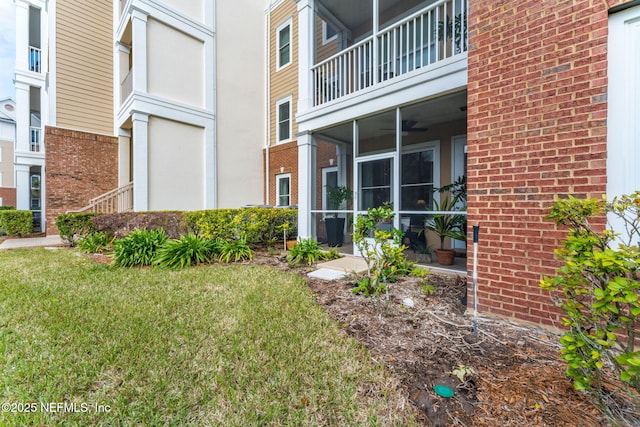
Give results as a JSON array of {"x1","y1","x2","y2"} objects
[
  {"x1": 148, "y1": 116, "x2": 204, "y2": 211},
  {"x1": 214, "y1": 0, "x2": 265, "y2": 207},
  {"x1": 162, "y1": 0, "x2": 205, "y2": 24},
  {"x1": 147, "y1": 18, "x2": 205, "y2": 108}
]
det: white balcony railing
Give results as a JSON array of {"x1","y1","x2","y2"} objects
[
  {"x1": 69, "y1": 182, "x2": 134, "y2": 214},
  {"x1": 30, "y1": 127, "x2": 41, "y2": 152},
  {"x1": 29, "y1": 46, "x2": 41, "y2": 73},
  {"x1": 121, "y1": 69, "x2": 133, "y2": 103},
  {"x1": 312, "y1": 0, "x2": 467, "y2": 106}
]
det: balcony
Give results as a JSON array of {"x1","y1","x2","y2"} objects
[
  {"x1": 29, "y1": 46, "x2": 41, "y2": 73},
  {"x1": 30, "y1": 127, "x2": 41, "y2": 152},
  {"x1": 121, "y1": 68, "x2": 133, "y2": 104},
  {"x1": 312, "y1": 0, "x2": 467, "y2": 106}
]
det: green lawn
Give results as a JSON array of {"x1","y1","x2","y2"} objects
[{"x1": 0, "y1": 249, "x2": 415, "y2": 426}]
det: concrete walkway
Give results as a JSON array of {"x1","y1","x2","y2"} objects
[
  {"x1": 0, "y1": 235, "x2": 65, "y2": 250},
  {"x1": 308, "y1": 255, "x2": 369, "y2": 280}
]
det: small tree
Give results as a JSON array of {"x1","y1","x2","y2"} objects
[
  {"x1": 352, "y1": 205, "x2": 414, "y2": 309},
  {"x1": 541, "y1": 193, "x2": 640, "y2": 425}
]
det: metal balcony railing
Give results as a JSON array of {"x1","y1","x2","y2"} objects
[{"x1": 312, "y1": 0, "x2": 467, "y2": 106}]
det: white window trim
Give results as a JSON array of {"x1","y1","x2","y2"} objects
[
  {"x1": 322, "y1": 21, "x2": 337, "y2": 45},
  {"x1": 276, "y1": 18, "x2": 292, "y2": 71},
  {"x1": 276, "y1": 96, "x2": 293, "y2": 144},
  {"x1": 276, "y1": 173, "x2": 292, "y2": 207},
  {"x1": 0, "y1": 171, "x2": 3, "y2": 187}
]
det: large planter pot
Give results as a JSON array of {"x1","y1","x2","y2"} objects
[
  {"x1": 324, "y1": 217, "x2": 345, "y2": 247},
  {"x1": 435, "y1": 249, "x2": 456, "y2": 265}
]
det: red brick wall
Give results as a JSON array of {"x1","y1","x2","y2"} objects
[
  {"x1": 0, "y1": 188, "x2": 16, "y2": 208},
  {"x1": 267, "y1": 141, "x2": 298, "y2": 205},
  {"x1": 45, "y1": 126, "x2": 118, "y2": 234},
  {"x1": 466, "y1": 0, "x2": 627, "y2": 327}
]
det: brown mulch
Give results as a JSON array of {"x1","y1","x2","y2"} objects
[
  {"x1": 84, "y1": 249, "x2": 636, "y2": 426},
  {"x1": 250, "y1": 252, "x2": 614, "y2": 426}
]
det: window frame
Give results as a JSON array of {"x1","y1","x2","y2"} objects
[
  {"x1": 276, "y1": 18, "x2": 292, "y2": 70},
  {"x1": 276, "y1": 96, "x2": 293, "y2": 143},
  {"x1": 322, "y1": 20, "x2": 338, "y2": 45},
  {"x1": 276, "y1": 173, "x2": 292, "y2": 207}
]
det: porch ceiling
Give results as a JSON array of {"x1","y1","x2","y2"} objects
[
  {"x1": 316, "y1": 91, "x2": 467, "y2": 143},
  {"x1": 317, "y1": 0, "x2": 432, "y2": 31}
]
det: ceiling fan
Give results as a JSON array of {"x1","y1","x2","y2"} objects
[{"x1": 381, "y1": 119, "x2": 428, "y2": 133}]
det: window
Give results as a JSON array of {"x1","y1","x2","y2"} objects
[
  {"x1": 276, "y1": 97, "x2": 292, "y2": 142},
  {"x1": 276, "y1": 174, "x2": 291, "y2": 206},
  {"x1": 322, "y1": 21, "x2": 337, "y2": 45},
  {"x1": 401, "y1": 142, "x2": 439, "y2": 211},
  {"x1": 277, "y1": 19, "x2": 292, "y2": 69},
  {"x1": 0, "y1": 172, "x2": 3, "y2": 187}
]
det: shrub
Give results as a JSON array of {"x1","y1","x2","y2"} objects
[
  {"x1": 186, "y1": 208, "x2": 297, "y2": 245},
  {"x1": 77, "y1": 232, "x2": 112, "y2": 253},
  {"x1": 0, "y1": 210, "x2": 33, "y2": 236},
  {"x1": 113, "y1": 228, "x2": 168, "y2": 267},
  {"x1": 352, "y1": 206, "x2": 414, "y2": 301},
  {"x1": 56, "y1": 213, "x2": 100, "y2": 246},
  {"x1": 286, "y1": 238, "x2": 341, "y2": 267},
  {"x1": 154, "y1": 234, "x2": 218, "y2": 269},
  {"x1": 541, "y1": 193, "x2": 640, "y2": 424},
  {"x1": 218, "y1": 238, "x2": 254, "y2": 263},
  {"x1": 93, "y1": 212, "x2": 188, "y2": 239},
  {"x1": 0, "y1": 206, "x2": 16, "y2": 210}
]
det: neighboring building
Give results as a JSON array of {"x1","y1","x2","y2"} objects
[
  {"x1": 14, "y1": 0, "x2": 117, "y2": 232},
  {"x1": 0, "y1": 98, "x2": 17, "y2": 207},
  {"x1": 14, "y1": 0, "x2": 265, "y2": 232},
  {"x1": 114, "y1": 0, "x2": 264, "y2": 211},
  {"x1": 273, "y1": 0, "x2": 639, "y2": 327}
]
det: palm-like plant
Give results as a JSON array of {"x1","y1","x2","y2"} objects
[{"x1": 425, "y1": 195, "x2": 466, "y2": 250}]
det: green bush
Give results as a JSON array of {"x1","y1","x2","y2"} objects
[
  {"x1": 541, "y1": 193, "x2": 640, "y2": 424},
  {"x1": 77, "y1": 232, "x2": 113, "y2": 253},
  {"x1": 56, "y1": 213, "x2": 100, "y2": 246},
  {"x1": 286, "y1": 238, "x2": 340, "y2": 267},
  {"x1": 154, "y1": 234, "x2": 219, "y2": 269},
  {"x1": 0, "y1": 206, "x2": 16, "y2": 210},
  {"x1": 113, "y1": 228, "x2": 168, "y2": 267},
  {"x1": 218, "y1": 238, "x2": 254, "y2": 263},
  {"x1": 186, "y1": 208, "x2": 297, "y2": 246},
  {"x1": 352, "y1": 206, "x2": 414, "y2": 300},
  {"x1": 0, "y1": 210, "x2": 33, "y2": 236}
]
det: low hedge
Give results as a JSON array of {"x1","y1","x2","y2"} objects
[
  {"x1": 93, "y1": 211, "x2": 188, "y2": 239},
  {"x1": 56, "y1": 213, "x2": 100, "y2": 246},
  {"x1": 0, "y1": 210, "x2": 33, "y2": 236},
  {"x1": 186, "y1": 207, "x2": 297, "y2": 245},
  {"x1": 57, "y1": 207, "x2": 297, "y2": 248}
]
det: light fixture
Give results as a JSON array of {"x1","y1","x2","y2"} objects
[
  {"x1": 279, "y1": 166, "x2": 285, "y2": 173},
  {"x1": 329, "y1": 158, "x2": 335, "y2": 166}
]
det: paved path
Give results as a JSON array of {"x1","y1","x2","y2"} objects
[{"x1": 0, "y1": 235, "x2": 65, "y2": 250}]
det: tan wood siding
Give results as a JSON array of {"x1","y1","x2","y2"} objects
[
  {"x1": 56, "y1": 0, "x2": 114, "y2": 135},
  {"x1": 269, "y1": 1, "x2": 298, "y2": 147}
]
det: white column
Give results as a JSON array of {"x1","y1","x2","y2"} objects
[
  {"x1": 296, "y1": 0, "x2": 314, "y2": 114},
  {"x1": 14, "y1": 82, "x2": 30, "y2": 153},
  {"x1": 132, "y1": 113, "x2": 149, "y2": 212},
  {"x1": 372, "y1": 0, "x2": 379, "y2": 84},
  {"x1": 15, "y1": 165, "x2": 30, "y2": 211},
  {"x1": 14, "y1": 1, "x2": 29, "y2": 71},
  {"x1": 131, "y1": 9, "x2": 148, "y2": 94},
  {"x1": 297, "y1": 131, "x2": 316, "y2": 239}
]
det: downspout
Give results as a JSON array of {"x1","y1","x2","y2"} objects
[{"x1": 264, "y1": 3, "x2": 271, "y2": 205}]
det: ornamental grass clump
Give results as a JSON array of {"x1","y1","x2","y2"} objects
[
  {"x1": 113, "y1": 228, "x2": 167, "y2": 267},
  {"x1": 286, "y1": 238, "x2": 341, "y2": 267},
  {"x1": 77, "y1": 231, "x2": 113, "y2": 254},
  {"x1": 154, "y1": 234, "x2": 219, "y2": 269}
]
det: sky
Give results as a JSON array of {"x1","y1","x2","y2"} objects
[{"x1": 0, "y1": 0, "x2": 15, "y2": 101}]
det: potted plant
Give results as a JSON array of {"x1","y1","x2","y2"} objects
[
  {"x1": 425, "y1": 193, "x2": 466, "y2": 265},
  {"x1": 325, "y1": 185, "x2": 353, "y2": 247}
]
